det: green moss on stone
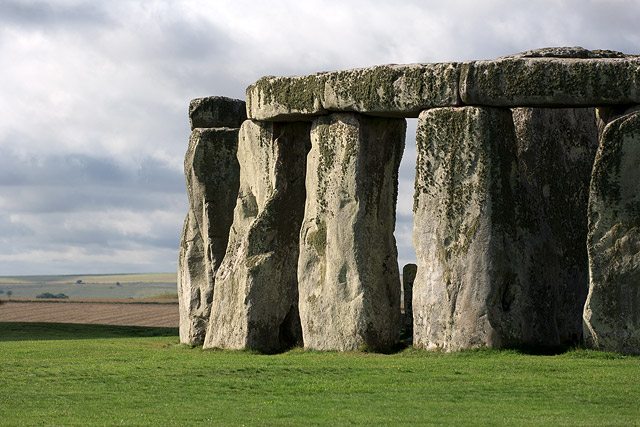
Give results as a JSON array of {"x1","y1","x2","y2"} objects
[
  {"x1": 253, "y1": 74, "x2": 325, "y2": 114},
  {"x1": 307, "y1": 221, "x2": 327, "y2": 257},
  {"x1": 464, "y1": 58, "x2": 640, "y2": 105}
]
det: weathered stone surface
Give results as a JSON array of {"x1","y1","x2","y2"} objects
[
  {"x1": 413, "y1": 106, "x2": 519, "y2": 351},
  {"x1": 460, "y1": 51, "x2": 640, "y2": 107},
  {"x1": 298, "y1": 113, "x2": 405, "y2": 351},
  {"x1": 584, "y1": 110, "x2": 640, "y2": 354},
  {"x1": 511, "y1": 107, "x2": 598, "y2": 345},
  {"x1": 178, "y1": 210, "x2": 206, "y2": 344},
  {"x1": 322, "y1": 63, "x2": 460, "y2": 117},
  {"x1": 246, "y1": 64, "x2": 460, "y2": 121},
  {"x1": 178, "y1": 127, "x2": 240, "y2": 345},
  {"x1": 246, "y1": 74, "x2": 328, "y2": 121},
  {"x1": 502, "y1": 46, "x2": 627, "y2": 59},
  {"x1": 402, "y1": 264, "x2": 417, "y2": 340},
  {"x1": 189, "y1": 96, "x2": 247, "y2": 130},
  {"x1": 203, "y1": 120, "x2": 310, "y2": 353},
  {"x1": 413, "y1": 106, "x2": 599, "y2": 351}
]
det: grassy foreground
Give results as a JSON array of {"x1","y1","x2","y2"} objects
[{"x1": 1, "y1": 323, "x2": 639, "y2": 425}]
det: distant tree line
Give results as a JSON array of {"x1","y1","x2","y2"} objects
[{"x1": 36, "y1": 292, "x2": 69, "y2": 299}]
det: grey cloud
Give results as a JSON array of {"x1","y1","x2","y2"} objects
[
  {"x1": 0, "y1": 0, "x2": 112, "y2": 30},
  {"x1": 1, "y1": 185, "x2": 186, "y2": 214},
  {"x1": 137, "y1": 157, "x2": 187, "y2": 193},
  {"x1": 0, "y1": 212, "x2": 34, "y2": 240},
  {"x1": 0, "y1": 151, "x2": 187, "y2": 214},
  {"x1": 0, "y1": 147, "x2": 129, "y2": 187}
]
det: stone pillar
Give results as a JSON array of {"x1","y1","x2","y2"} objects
[
  {"x1": 511, "y1": 107, "x2": 598, "y2": 345},
  {"x1": 413, "y1": 106, "x2": 519, "y2": 351},
  {"x1": 402, "y1": 263, "x2": 417, "y2": 341},
  {"x1": 413, "y1": 106, "x2": 599, "y2": 351},
  {"x1": 298, "y1": 113, "x2": 405, "y2": 351},
  {"x1": 178, "y1": 97, "x2": 244, "y2": 345},
  {"x1": 584, "y1": 109, "x2": 640, "y2": 354},
  {"x1": 203, "y1": 120, "x2": 310, "y2": 353}
]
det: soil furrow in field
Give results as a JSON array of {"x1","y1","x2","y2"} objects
[{"x1": 0, "y1": 302, "x2": 178, "y2": 327}]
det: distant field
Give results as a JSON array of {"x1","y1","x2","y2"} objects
[
  {"x1": 0, "y1": 273, "x2": 177, "y2": 299},
  {"x1": 0, "y1": 301, "x2": 178, "y2": 327},
  {"x1": 0, "y1": 272, "x2": 176, "y2": 284}
]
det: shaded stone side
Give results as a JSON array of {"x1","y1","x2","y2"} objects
[
  {"x1": 402, "y1": 263, "x2": 417, "y2": 340},
  {"x1": 460, "y1": 56, "x2": 640, "y2": 107},
  {"x1": 413, "y1": 106, "x2": 520, "y2": 351},
  {"x1": 178, "y1": 127, "x2": 240, "y2": 345},
  {"x1": 298, "y1": 113, "x2": 405, "y2": 351},
  {"x1": 584, "y1": 110, "x2": 640, "y2": 354},
  {"x1": 203, "y1": 120, "x2": 310, "y2": 353},
  {"x1": 511, "y1": 107, "x2": 598, "y2": 345},
  {"x1": 189, "y1": 96, "x2": 246, "y2": 130}
]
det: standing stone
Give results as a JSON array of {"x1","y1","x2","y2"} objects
[
  {"x1": 584, "y1": 110, "x2": 640, "y2": 354},
  {"x1": 413, "y1": 106, "x2": 599, "y2": 351},
  {"x1": 298, "y1": 113, "x2": 405, "y2": 351},
  {"x1": 203, "y1": 120, "x2": 310, "y2": 353},
  {"x1": 511, "y1": 107, "x2": 598, "y2": 345},
  {"x1": 402, "y1": 264, "x2": 417, "y2": 341},
  {"x1": 178, "y1": 127, "x2": 240, "y2": 345},
  {"x1": 413, "y1": 106, "x2": 519, "y2": 351}
]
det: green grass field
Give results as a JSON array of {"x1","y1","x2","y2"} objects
[
  {"x1": 0, "y1": 273, "x2": 177, "y2": 299},
  {"x1": 1, "y1": 322, "x2": 639, "y2": 425}
]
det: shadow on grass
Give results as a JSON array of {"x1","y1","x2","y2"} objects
[
  {"x1": 503, "y1": 343, "x2": 574, "y2": 356},
  {"x1": 0, "y1": 322, "x2": 178, "y2": 342}
]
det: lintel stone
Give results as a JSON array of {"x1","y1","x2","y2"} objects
[
  {"x1": 189, "y1": 96, "x2": 247, "y2": 130},
  {"x1": 246, "y1": 63, "x2": 460, "y2": 121},
  {"x1": 460, "y1": 55, "x2": 640, "y2": 107},
  {"x1": 246, "y1": 47, "x2": 639, "y2": 120},
  {"x1": 246, "y1": 74, "x2": 328, "y2": 121},
  {"x1": 322, "y1": 63, "x2": 461, "y2": 117}
]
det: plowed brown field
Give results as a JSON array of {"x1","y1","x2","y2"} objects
[{"x1": 0, "y1": 301, "x2": 178, "y2": 327}]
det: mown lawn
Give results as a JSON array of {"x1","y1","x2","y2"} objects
[{"x1": 1, "y1": 322, "x2": 639, "y2": 425}]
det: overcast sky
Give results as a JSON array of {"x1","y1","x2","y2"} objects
[{"x1": 1, "y1": 0, "x2": 639, "y2": 275}]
